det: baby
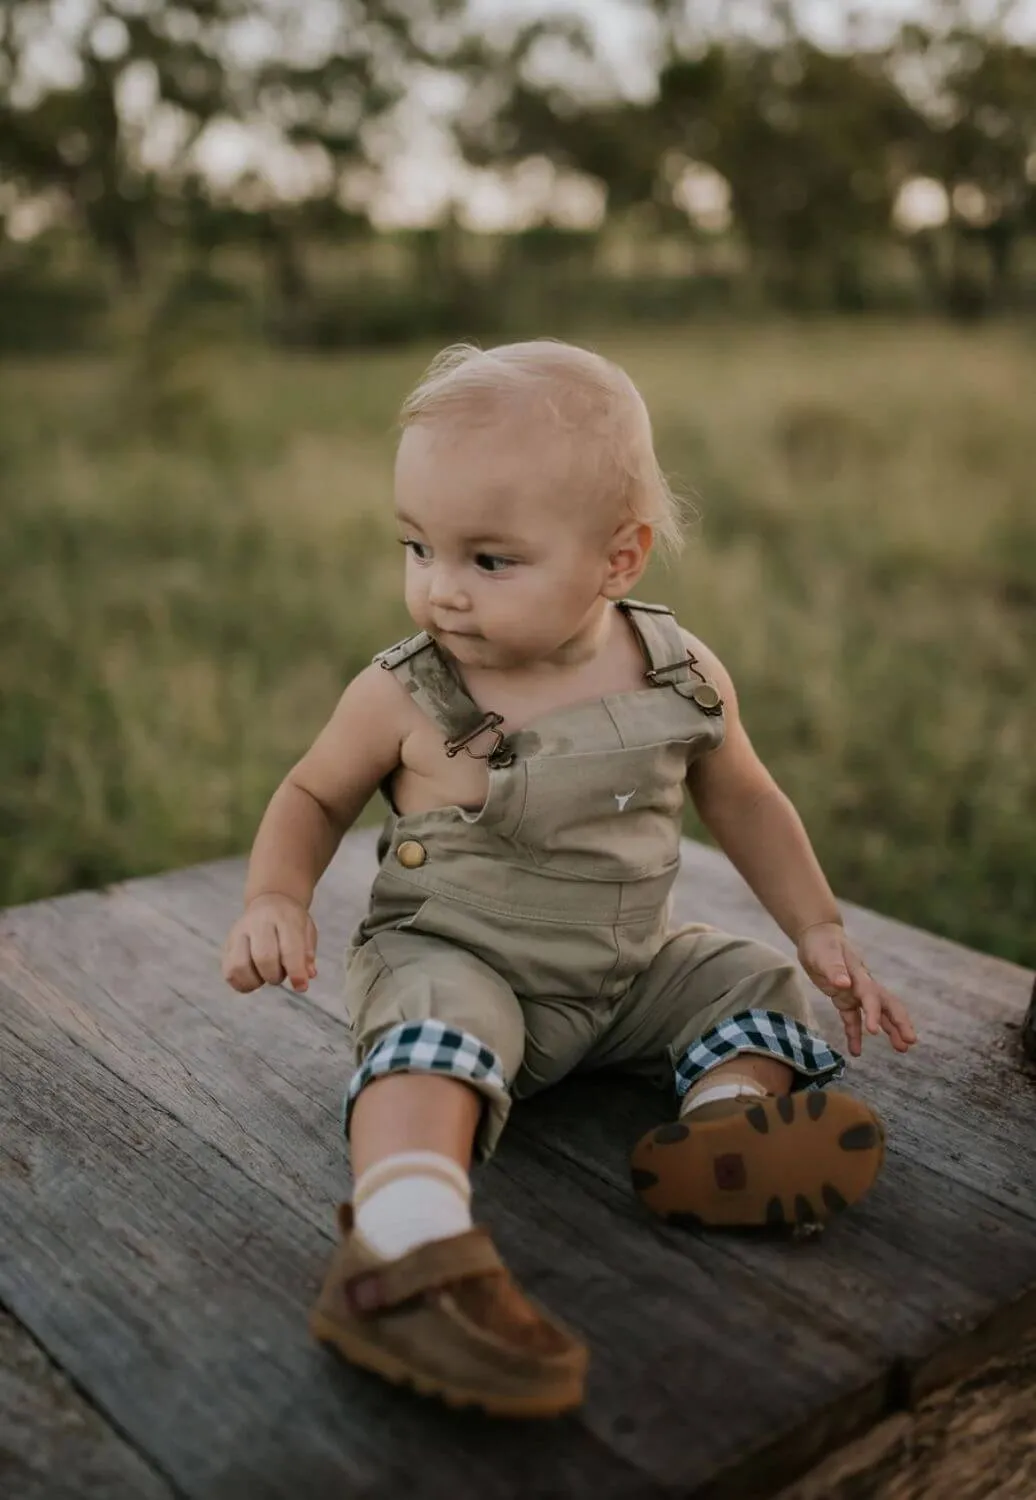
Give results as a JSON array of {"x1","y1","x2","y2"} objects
[{"x1": 222, "y1": 340, "x2": 917, "y2": 1419}]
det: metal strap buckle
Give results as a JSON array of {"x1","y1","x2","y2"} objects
[
  {"x1": 444, "y1": 712, "x2": 514, "y2": 767},
  {"x1": 646, "y1": 654, "x2": 723, "y2": 714},
  {"x1": 644, "y1": 658, "x2": 690, "y2": 685}
]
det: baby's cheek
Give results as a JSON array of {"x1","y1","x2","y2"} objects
[{"x1": 404, "y1": 577, "x2": 428, "y2": 616}]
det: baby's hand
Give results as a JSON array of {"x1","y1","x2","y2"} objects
[
  {"x1": 796, "y1": 922, "x2": 917, "y2": 1058},
  {"x1": 221, "y1": 893, "x2": 318, "y2": 994}
]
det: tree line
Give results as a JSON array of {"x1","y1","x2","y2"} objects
[{"x1": 2, "y1": 0, "x2": 1035, "y2": 340}]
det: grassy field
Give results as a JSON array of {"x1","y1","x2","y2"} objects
[{"x1": 2, "y1": 320, "x2": 1034, "y2": 969}]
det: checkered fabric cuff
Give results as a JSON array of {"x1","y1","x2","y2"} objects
[
  {"x1": 342, "y1": 1020, "x2": 508, "y2": 1133},
  {"x1": 674, "y1": 1008, "x2": 845, "y2": 1098}
]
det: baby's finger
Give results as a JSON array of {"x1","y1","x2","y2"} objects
[
  {"x1": 305, "y1": 915, "x2": 319, "y2": 978},
  {"x1": 840, "y1": 1005, "x2": 863, "y2": 1057},
  {"x1": 883, "y1": 1022, "x2": 913, "y2": 1054},
  {"x1": 880, "y1": 992, "x2": 918, "y2": 1051},
  {"x1": 249, "y1": 924, "x2": 287, "y2": 987},
  {"x1": 846, "y1": 957, "x2": 883, "y2": 1035},
  {"x1": 221, "y1": 931, "x2": 263, "y2": 993},
  {"x1": 278, "y1": 919, "x2": 312, "y2": 991}
]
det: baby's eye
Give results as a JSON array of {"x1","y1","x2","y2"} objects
[
  {"x1": 400, "y1": 538, "x2": 432, "y2": 563},
  {"x1": 474, "y1": 553, "x2": 515, "y2": 574}
]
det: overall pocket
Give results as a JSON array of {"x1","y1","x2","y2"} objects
[{"x1": 512, "y1": 745, "x2": 688, "y2": 880}]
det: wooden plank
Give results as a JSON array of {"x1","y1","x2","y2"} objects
[
  {"x1": 507, "y1": 1078, "x2": 1036, "y2": 1404},
  {"x1": 120, "y1": 843, "x2": 371, "y2": 1022},
  {"x1": 774, "y1": 1322, "x2": 1036, "y2": 1500},
  {"x1": 0, "y1": 1307, "x2": 175, "y2": 1500},
  {"x1": 1024, "y1": 977, "x2": 1036, "y2": 1062},
  {"x1": 121, "y1": 836, "x2": 1036, "y2": 1390},
  {"x1": 0, "y1": 973, "x2": 658, "y2": 1500},
  {"x1": 0, "y1": 885, "x2": 353, "y2": 1229},
  {"x1": 0, "y1": 917, "x2": 899, "y2": 1500},
  {"x1": 7, "y1": 873, "x2": 1031, "y2": 1381},
  {"x1": 3, "y1": 834, "x2": 1034, "y2": 1496}
]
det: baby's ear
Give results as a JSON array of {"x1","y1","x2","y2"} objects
[{"x1": 603, "y1": 521, "x2": 653, "y2": 595}]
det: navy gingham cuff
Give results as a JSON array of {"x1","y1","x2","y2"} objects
[
  {"x1": 674, "y1": 1008, "x2": 846, "y2": 1097},
  {"x1": 342, "y1": 1020, "x2": 508, "y2": 1133}
]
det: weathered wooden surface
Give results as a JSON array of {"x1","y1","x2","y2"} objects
[
  {"x1": 776, "y1": 1322, "x2": 1036, "y2": 1500},
  {"x1": 0, "y1": 1310, "x2": 174, "y2": 1500},
  {"x1": 1024, "y1": 977, "x2": 1036, "y2": 1062},
  {"x1": 1, "y1": 831, "x2": 1034, "y2": 1500}
]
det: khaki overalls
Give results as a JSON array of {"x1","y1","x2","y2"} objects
[{"x1": 343, "y1": 600, "x2": 843, "y2": 1158}]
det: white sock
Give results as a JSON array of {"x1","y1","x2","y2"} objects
[
  {"x1": 353, "y1": 1151, "x2": 473, "y2": 1260},
  {"x1": 680, "y1": 1077, "x2": 769, "y2": 1117}
]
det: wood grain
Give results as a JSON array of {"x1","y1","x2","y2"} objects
[
  {"x1": 0, "y1": 894, "x2": 893, "y2": 1494},
  {"x1": 1024, "y1": 976, "x2": 1036, "y2": 1062},
  {"x1": 0, "y1": 973, "x2": 650, "y2": 1500},
  {"x1": 776, "y1": 1323, "x2": 1036, "y2": 1500},
  {"x1": 0, "y1": 1308, "x2": 174, "y2": 1500},
  {"x1": 0, "y1": 890, "x2": 906, "y2": 1495},
  {"x1": 1, "y1": 831, "x2": 1034, "y2": 1499}
]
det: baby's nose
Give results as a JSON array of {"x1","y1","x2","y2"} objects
[{"x1": 428, "y1": 567, "x2": 469, "y2": 609}]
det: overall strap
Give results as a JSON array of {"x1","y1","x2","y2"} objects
[
  {"x1": 373, "y1": 633, "x2": 515, "y2": 766},
  {"x1": 618, "y1": 600, "x2": 724, "y2": 714}
]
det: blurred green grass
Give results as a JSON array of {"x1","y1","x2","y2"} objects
[{"x1": 2, "y1": 320, "x2": 1034, "y2": 968}]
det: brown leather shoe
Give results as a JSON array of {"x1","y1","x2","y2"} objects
[
  {"x1": 631, "y1": 1089, "x2": 885, "y2": 1230},
  {"x1": 308, "y1": 1205, "x2": 588, "y2": 1417}
]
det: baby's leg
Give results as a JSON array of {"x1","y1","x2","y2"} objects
[
  {"x1": 349, "y1": 1072, "x2": 482, "y2": 1178},
  {"x1": 340, "y1": 931, "x2": 525, "y2": 1257},
  {"x1": 310, "y1": 931, "x2": 587, "y2": 1416},
  {"x1": 591, "y1": 926, "x2": 883, "y2": 1228},
  {"x1": 347, "y1": 1072, "x2": 483, "y2": 1261}
]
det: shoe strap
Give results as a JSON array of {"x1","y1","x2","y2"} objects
[{"x1": 344, "y1": 1227, "x2": 503, "y2": 1317}]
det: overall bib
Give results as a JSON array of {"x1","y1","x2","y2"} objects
[{"x1": 343, "y1": 600, "x2": 843, "y2": 1158}]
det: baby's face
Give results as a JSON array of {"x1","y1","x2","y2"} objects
[{"x1": 394, "y1": 421, "x2": 614, "y2": 669}]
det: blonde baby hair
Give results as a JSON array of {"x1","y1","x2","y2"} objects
[{"x1": 399, "y1": 340, "x2": 686, "y2": 555}]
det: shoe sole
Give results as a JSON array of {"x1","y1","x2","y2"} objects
[
  {"x1": 308, "y1": 1311, "x2": 586, "y2": 1419},
  {"x1": 630, "y1": 1089, "x2": 885, "y2": 1229}
]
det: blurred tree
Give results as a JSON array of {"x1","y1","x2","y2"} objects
[
  {"x1": 455, "y1": 5, "x2": 919, "y2": 309},
  {"x1": 652, "y1": 37, "x2": 916, "y2": 307},
  {"x1": 894, "y1": 9, "x2": 1036, "y2": 313},
  {"x1": 452, "y1": 0, "x2": 1036, "y2": 313},
  {"x1": 453, "y1": 10, "x2": 655, "y2": 215},
  {"x1": 0, "y1": 0, "x2": 240, "y2": 284},
  {"x1": 0, "y1": 0, "x2": 468, "y2": 301},
  {"x1": 1, "y1": 0, "x2": 1034, "y2": 322}
]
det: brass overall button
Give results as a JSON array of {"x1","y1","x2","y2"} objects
[
  {"x1": 691, "y1": 683, "x2": 722, "y2": 711},
  {"x1": 396, "y1": 839, "x2": 427, "y2": 869}
]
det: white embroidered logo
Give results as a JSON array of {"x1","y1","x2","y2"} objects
[{"x1": 614, "y1": 790, "x2": 637, "y2": 812}]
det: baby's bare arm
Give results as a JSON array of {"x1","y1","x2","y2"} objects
[
  {"x1": 244, "y1": 663, "x2": 405, "y2": 911},
  {"x1": 224, "y1": 664, "x2": 406, "y2": 994},
  {"x1": 682, "y1": 633, "x2": 840, "y2": 942},
  {"x1": 683, "y1": 631, "x2": 917, "y2": 1053}
]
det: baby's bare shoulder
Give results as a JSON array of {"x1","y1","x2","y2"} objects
[
  {"x1": 286, "y1": 661, "x2": 414, "y2": 824},
  {"x1": 335, "y1": 658, "x2": 412, "y2": 726}
]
